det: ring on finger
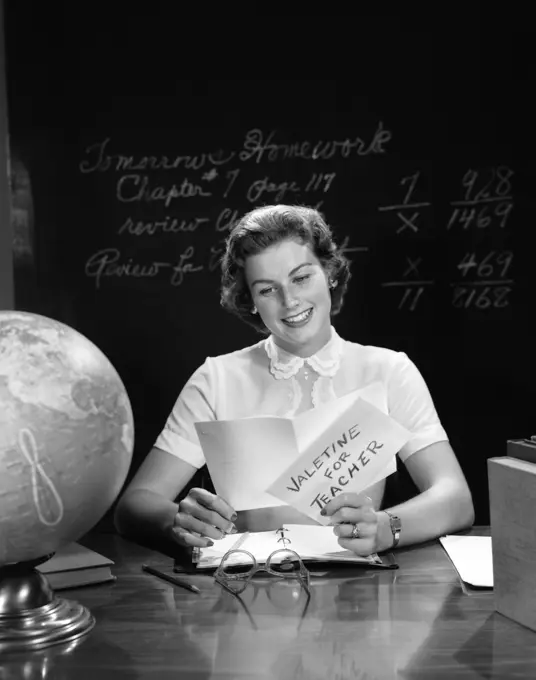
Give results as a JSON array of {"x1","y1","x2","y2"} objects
[{"x1": 351, "y1": 523, "x2": 361, "y2": 539}]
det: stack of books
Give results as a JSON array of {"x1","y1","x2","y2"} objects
[{"x1": 36, "y1": 542, "x2": 115, "y2": 590}]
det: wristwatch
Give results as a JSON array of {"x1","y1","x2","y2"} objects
[{"x1": 384, "y1": 511, "x2": 402, "y2": 549}]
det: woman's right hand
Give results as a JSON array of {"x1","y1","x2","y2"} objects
[{"x1": 170, "y1": 487, "x2": 237, "y2": 548}]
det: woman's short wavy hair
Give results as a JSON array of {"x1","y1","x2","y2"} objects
[{"x1": 220, "y1": 204, "x2": 351, "y2": 333}]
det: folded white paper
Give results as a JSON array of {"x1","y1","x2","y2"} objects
[
  {"x1": 267, "y1": 397, "x2": 411, "y2": 523},
  {"x1": 195, "y1": 383, "x2": 409, "y2": 517}
]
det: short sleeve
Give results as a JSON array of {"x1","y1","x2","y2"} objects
[
  {"x1": 387, "y1": 352, "x2": 448, "y2": 462},
  {"x1": 153, "y1": 358, "x2": 217, "y2": 469}
]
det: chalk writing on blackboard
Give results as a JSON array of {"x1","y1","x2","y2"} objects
[
  {"x1": 245, "y1": 172, "x2": 336, "y2": 203},
  {"x1": 460, "y1": 166, "x2": 513, "y2": 203},
  {"x1": 79, "y1": 124, "x2": 393, "y2": 177},
  {"x1": 447, "y1": 166, "x2": 514, "y2": 230},
  {"x1": 378, "y1": 165, "x2": 515, "y2": 313},
  {"x1": 378, "y1": 172, "x2": 435, "y2": 311},
  {"x1": 117, "y1": 175, "x2": 212, "y2": 204},
  {"x1": 170, "y1": 247, "x2": 204, "y2": 286},
  {"x1": 84, "y1": 246, "x2": 204, "y2": 289},
  {"x1": 79, "y1": 137, "x2": 235, "y2": 173},
  {"x1": 221, "y1": 169, "x2": 240, "y2": 198},
  {"x1": 238, "y1": 123, "x2": 392, "y2": 163},
  {"x1": 339, "y1": 236, "x2": 369, "y2": 256},
  {"x1": 452, "y1": 250, "x2": 514, "y2": 309},
  {"x1": 377, "y1": 171, "x2": 431, "y2": 235},
  {"x1": 80, "y1": 124, "x2": 382, "y2": 290},
  {"x1": 117, "y1": 216, "x2": 210, "y2": 236},
  {"x1": 382, "y1": 256, "x2": 435, "y2": 312},
  {"x1": 452, "y1": 286, "x2": 512, "y2": 310},
  {"x1": 456, "y1": 251, "x2": 513, "y2": 279},
  {"x1": 215, "y1": 207, "x2": 240, "y2": 232},
  {"x1": 448, "y1": 167, "x2": 515, "y2": 310},
  {"x1": 446, "y1": 202, "x2": 513, "y2": 230}
]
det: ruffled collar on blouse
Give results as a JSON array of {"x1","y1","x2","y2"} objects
[{"x1": 263, "y1": 327, "x2": 343, "y2": 380}]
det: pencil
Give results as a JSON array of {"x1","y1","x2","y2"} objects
[{"x1": 142, "y1": 564, "x2": 200, "y2": 594}]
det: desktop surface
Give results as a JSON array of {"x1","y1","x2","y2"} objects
[{"x1": 2, "y1": 527, "x2": 535, "y2": 679}]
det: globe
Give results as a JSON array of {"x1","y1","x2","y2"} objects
[{"x1": 0, "y1": 311, "x2": 134, "y2": 566}]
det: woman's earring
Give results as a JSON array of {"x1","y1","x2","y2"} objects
[
  {"x1": 252, "y1": 306, "x2": 258, "y2": 314},
  {"x1": 329, "y1": 279, "x2": 338, "y2": 289}
]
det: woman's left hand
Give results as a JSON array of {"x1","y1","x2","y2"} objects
[{"x1": 320, "y1": 493, "x2": 380, "y2": 556}]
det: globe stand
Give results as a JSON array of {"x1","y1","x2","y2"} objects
[{"x1": 0, "y1": 556, "x2": 95, "y2": 653}]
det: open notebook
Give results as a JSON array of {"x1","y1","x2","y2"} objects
[{"x1": 195, "y1": 524, "x2": 397, "y2": 570}]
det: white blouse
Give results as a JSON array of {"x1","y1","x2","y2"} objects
[{"x1": 154, "y1": 327, "x2": 448, "y2": 469}]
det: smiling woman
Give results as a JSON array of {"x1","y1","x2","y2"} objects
[
  {"x1": 244, "y1": 240, "x2": 334, "y2": 357},
  {"x1": 114, "y1": 204, "x2": 475, "y2": 559}
]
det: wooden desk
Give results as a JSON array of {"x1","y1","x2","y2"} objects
[{"x1": 2, "y1": 528, "x2": 536, "y2": 679}]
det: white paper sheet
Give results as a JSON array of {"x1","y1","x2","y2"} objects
[
  {"x1": 195, "y1": 383, "x2": 408, "y2": 512},
  {"x1": 439, "y1": 535, "x2": 493, "y2": 588}
]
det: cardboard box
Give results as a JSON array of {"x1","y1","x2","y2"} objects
[{"x1": 488, "y1": 455, "x2": 536, "y2": 632}]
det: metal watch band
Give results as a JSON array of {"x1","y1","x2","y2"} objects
[{"x1": 384, "y1": 511, "x2": 401, "y2": 549}]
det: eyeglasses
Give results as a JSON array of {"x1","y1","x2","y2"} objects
[
  {"x1": 214, "y1": 529, "x2": 311, "y2": 597},
  {"x1": 215, "y1": 576, "x2": 312, "y2": 631}
]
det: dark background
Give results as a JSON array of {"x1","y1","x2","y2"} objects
[{"x1": 4, "y1": 5, "x2": 533, "y2": 523}]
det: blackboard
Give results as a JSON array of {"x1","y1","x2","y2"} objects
[{"x1": 5, "y1": 6, "x2": 533, "y2": 522}]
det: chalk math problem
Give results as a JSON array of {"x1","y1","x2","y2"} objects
[{"x1": 379, "y1": 166, "x2": 515, "y2": 313}]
